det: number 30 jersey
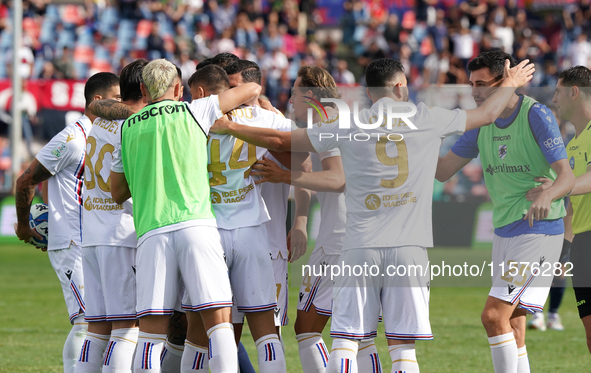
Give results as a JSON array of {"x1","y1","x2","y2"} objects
[
  {"x1": 208, "y1": 106, "x2": 293, "y2": 230},
  {"x1": 82, "y1": 118, "x2": 136, "y2": 248},
  {"x1": 307, "y1": 98, "x2": 466, "y2": 250}
]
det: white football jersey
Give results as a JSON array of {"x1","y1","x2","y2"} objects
[
  {"x1": 82, "y1": 118, "x2": 136, "y2": 248},
  {"x1": 308, "y1": 115, "x2": 347, "y2": 256},
  {"x1": 260, "y1": 152, "x2": 290, "y2": 259},
  {"x1": 307, "y1": 99, "x2": 467, "y2": 250},
  {"x1": 36, "y1": 115, "x2": 92, "y2": 250},
  {"x1": 208, "y1": 106, "x2": 293, "y2": 230}
]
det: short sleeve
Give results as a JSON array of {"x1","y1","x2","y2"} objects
[
  {"x1": 425, "y1": 104, "x2": 467, "y2": 138},
  {"x1": 451, "y1": 128, "x2": 480, "y2": 159},
  {"x1": 529, "y1": 104, "x2": 567, "y2": 164},
  {"x1": 319, "y1": 148, "x2": 341, "y2": 161},
  {"x1": 36, "y1": 126, "x2": 84, "y2": 175},
  {"x1": 306, "y1": 120, "x2": 342, "y2": 154},
  {"x1": 110, "y1": 121, "x2": 124, "y2": 173},
  {"x1": 187, "y1": 95, "x2": 223, "y2": 134}
]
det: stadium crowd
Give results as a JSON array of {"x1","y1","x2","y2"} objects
[{"x1": 1, "y1": 0, "x2": 591, "y2": 196}]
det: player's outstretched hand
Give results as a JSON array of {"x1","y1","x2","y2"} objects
[
  {"x1": 503, "y1": 59, "x2": 535, "y2": 87},
  {"x1": 251, "y1": 157, "x2": 289, "y2": 184},
  {"x1": 525, "y1": 177, "x2": 554, "y2": 202},
  {"x1": 287, "y1": 217, "x2": 308, "y2": 263},
  {"x1": 14, "y1": 223, "x2": 45, "y2": 251},
  {"x1": 523, "y1": 191, "x2": 552, "y2": 227},
  {"x1": 210, "y1": 114, "x2": 233, "y2": 134}
]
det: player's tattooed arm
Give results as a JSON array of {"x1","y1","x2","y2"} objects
[
  {"x1": 167, "y1": 311, "x2": 187, "y2": 346},
  {"x1": 89, "y1": 99, "x2": 135, "y2": 120},
  {"x1": 14, "y1": 158, "x2": 50, "y2": 243}
]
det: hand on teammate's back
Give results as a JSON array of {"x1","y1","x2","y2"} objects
[{"x1": 210, "y1": 115, "x2": 233, "y2": 134}]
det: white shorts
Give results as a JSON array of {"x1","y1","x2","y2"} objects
[
  {"x1": 219, "y1": 226, "x2": 276, "y2": 315},
  {"x1": 297, "y1": 249, "x2": 340, "y2": 316},
  {"x1": 82, "y1": 246, "x2": 136, "y2": 322},
  {"x1": 136, "y1": 226, "x2": 232, "y2": 316},
  {"x1": 48, "y1": 243, "x2": 85, "y2": 324},
  {"x1": 489, "y1": 233, "x2": 563, "y2": 313},
  {"x1": 273, "y1": 257, "x2": 289, "y2": 326},
  {"x1": 232, "y1": 258, "x2": 287, "y2": 325},
  {"x1": 330, "y1": 247, "x2": 432, "y2": 341}
]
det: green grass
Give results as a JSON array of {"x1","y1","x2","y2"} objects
[{"x1": 1, "y1": 244, "x2": 589, "y2": 372}]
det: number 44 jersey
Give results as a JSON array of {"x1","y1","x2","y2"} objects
[
  {"x1": 208, "y1": 106, "x2": 293, "y2": 230},
  {"x1": 82, "y1": 118, "x2": 136, "y2": 248},
  {"x1": 307, "y1": 98, "x2": 467, "y2": 251}
]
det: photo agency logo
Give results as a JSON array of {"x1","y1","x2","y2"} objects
[{"x1": 306, "y1": 97, "x2": 419, "y2": 142}]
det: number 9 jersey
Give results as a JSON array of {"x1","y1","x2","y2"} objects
[
  {"x1": 307, "y1": 99, "x2": 466, "y2": 251},
  {"x1": 82, "y1": 118, "x2": 136, "y2": 248},
  {"x1": 208, "y1": 106, "x2": 293, "y2": 230}
]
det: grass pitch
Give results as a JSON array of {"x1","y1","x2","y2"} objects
[{"x1": 1, "y1": 243, "x2": 589, "y2": 372}]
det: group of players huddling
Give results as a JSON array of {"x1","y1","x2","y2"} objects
[{"x1": 13, "y1": 49, "x2": 591, "y2": 373}]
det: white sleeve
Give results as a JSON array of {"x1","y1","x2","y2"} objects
[
  {"x1": 110, "y1": 130, "x2": 124, "y2": 173},
  {"x1": 426, "y1": 104, "x2": 467, "y2": 138},
  {"x1": 306, "y1": 121, "x2": 341, "y2": 154},
  {"x1": 187, "y1": 95, "x2": 223, "y2": 135},
  {"x1": 36, "y1": 127, "x2": 83, "y2": 175},
  {"x1": 269, "y1": 114, "x2": 295, "y2": 133},
  {"x1": 319, "y1": 148, "x2": 341, "y2": 161}
]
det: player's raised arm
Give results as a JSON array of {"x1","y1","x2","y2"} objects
[
  {"x1": 14, "y1": 158, "x2": 50, "y2": 243},
  {"x1": 465, "y1": 59, "x2": 535, "y2": 131},
  {"x1": 210, "y1": 116, "x2": 316, "y2": 153},
  {"x1": 89, "y1": 99, "x2": 137, "y2": 120},
  {"x1": 217, "y1": 82, "x2": 262, "y2": 114}
]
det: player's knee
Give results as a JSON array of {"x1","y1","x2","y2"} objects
[{"x1": 481, "y1": 308, "x2": 503, "y2": 330}]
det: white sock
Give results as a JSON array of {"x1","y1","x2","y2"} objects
[
  {"x1": 255, "y1": 334, "x2": 286, "y2": 373},
  {"x1": 160, "y1": 339, "x2": 184, "y2": 373},
  {"x1": 75, "y1": 332, "x2": 110, "y2": 373},
  {"x1": 103, "y1": 327, "x2": 139, "y2": 373},
  {"x1": 134, "y1": 332, "x2": 166, "y2": 372},
  {"x1": 389, "y1": 343, "x2": 419, "y2": 373},
  {"x1": 357, "y1": 339, "x2": 382, "y2": 373},
  {"x1": 326, "y1": 338, "x2": 358, "y2": 373},
  {"x1": 488, "y1": 332, "x2": 518, "y2": 373},
  {"x1": 179, "y1": 340, "x2": 208, "y2": 372},
  {"x1": 296, "y1": 332, "x2": 329, "y2": 372},
  {"x1": 207, "y1": 323, "x2": 238, "y2": 373},
  {"x1": 517, "y1": 345, "x2": 530, "y2": 373},
  {"x1": 65, "y1": 316, "x2": 88, "y2": 373}
]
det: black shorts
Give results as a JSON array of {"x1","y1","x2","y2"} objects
[{"x1": 571, "y1": 230, "x2": 591, "y2": 319}]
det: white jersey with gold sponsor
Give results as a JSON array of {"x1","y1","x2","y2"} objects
[
  {"x1": 307, "y1": 98, "x2": 466, "y2": 250},
  {"x1": 82, "y1": 118, "x2": 136, "y2": 248},
  {"x1": 36, "y1": 115, "x2": 92, "y2": 251},
  {"x1": 208, "y1": 106, "x2": 293, "y2": 230},
  {"x1": 261, "y1": 152, "x2": 290, "y2": 259}
]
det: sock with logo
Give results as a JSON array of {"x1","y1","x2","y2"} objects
[
  {"x1": 516, "y1": 345, "x2": 530, "y2": 373},
  {"x1": 133, "y1": 332, "x2": 166, "y2": 372},
  {"x1": 179, "y1": 340, "x2": 208, "y2": 372},
  {"x1": 75, "y1": 332, "x2": 110, "y2": 373},
  {"x1": 103, "y1": 328, "x2": 139, "y2": 373},
  {"x1": 389, "y1": 343, "x2": 419, "y2": 373},
  {"x1": 207, "y1": 323, "x2": 237, "y2": 372},
  {"x1": 357, "y1": 339, "x2": 382, "y2": 373},
  {"x1": 255, "y1": 334, "x2": 286, "y2": 373},
  {"x1": 488, "y1": 332, "x2": 518, "y2": 373},
  {"x1": 64, "y1": 316, "x2": 88, "y2": 373},
  {"x1": 326, "y1": 338, "x2": 358, "y2": 373},
  {"x1": 160, "y1": 338, "x2": 184, "y2": 373},
  {"x1": 296, "y1": 332, "x2": 329, "y2": 372}
]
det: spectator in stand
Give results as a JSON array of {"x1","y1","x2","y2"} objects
[
  {"x1": 146, "y1": 21, "x2": 166, "y2": 60},
  {"x1": 260, "y1": 46, "x2": 288, "y2": 107},
  {"x1": 52, "y1": 47, "x2": 74, "y2": 80},
  {"x1": 332, "y1": 60, "x2": 356, "y2": 85},
  {"x1": 568, "y1": 33, "x2": 591, "y2": 68}
]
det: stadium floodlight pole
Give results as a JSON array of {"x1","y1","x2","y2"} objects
[{"x1": 10, "y1": 0, "x2": 23, "y2": 191}]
